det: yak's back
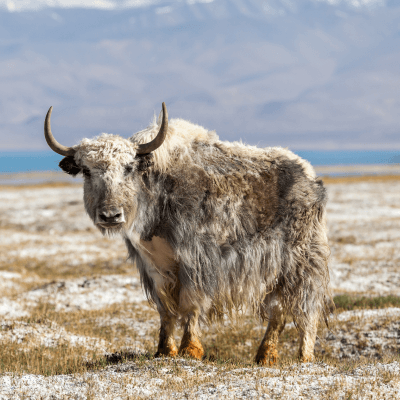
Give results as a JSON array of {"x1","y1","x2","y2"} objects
[{"x1": 131, "y1": 113, "x2": 317, "y2": 184}]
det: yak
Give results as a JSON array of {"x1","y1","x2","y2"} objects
[{"x1": 44, "y1": 103, "x2": 331, "y2": 365}]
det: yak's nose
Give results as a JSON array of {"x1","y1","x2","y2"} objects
[{"x1": 97, "y1": 208, "x2": 125, "y2": 225}]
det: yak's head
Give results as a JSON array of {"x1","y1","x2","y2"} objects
[{"x1": 44, "y1": 103, "x2": 168, "y2": 235}]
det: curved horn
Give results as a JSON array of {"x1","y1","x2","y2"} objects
[
  {"x1": 44, "y1": 107, "x2": 76, "y2": 157},
  {"x1": 137, "y1": 102, "x2": 168, "y2": 155}
]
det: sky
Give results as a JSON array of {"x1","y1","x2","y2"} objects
[{"x1": 0, "y1": 0, "x2": 399, "y2": 150}]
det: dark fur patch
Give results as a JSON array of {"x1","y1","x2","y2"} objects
[
  {"x1": 314, "y1": 179, "x2": 328, "y2": 204},
  {"x1": 136, "y1": 153, "x2": 154, "y2": 172},
  {"x1": 59, "y1": 156, "x2": 81, "y2": 176}
]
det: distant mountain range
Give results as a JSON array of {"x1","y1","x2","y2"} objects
[{"x1": 0, "y1": 0, "x2": 399, "y2": 150}]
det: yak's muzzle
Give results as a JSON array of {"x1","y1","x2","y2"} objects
[{"x1": 95, "y1": 207, "x2": 125, "y2": 228}]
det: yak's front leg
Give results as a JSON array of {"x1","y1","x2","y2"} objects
[
  {"x1": 155, "y1": 307, "x2": 178, "y2": 358},
  {"x1": 255, "y1": 294, "x2": 286, "y2": 366},
  {"x1": 179, "y1": 310, "x2": 204, "y2": 360}
]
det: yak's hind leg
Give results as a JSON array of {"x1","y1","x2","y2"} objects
[
  {"x1": 255, "y1": 293, "x2": 286, "y2": 366},
  {"x1": 179, "y1": 310, "x2": 204, "y2": 360},
  {"x1": 297, "y1": 309, "x2": 319, "y2": 362},
  {"x1": 155, "y1": 307, "x2": 178, "y2": 358}
]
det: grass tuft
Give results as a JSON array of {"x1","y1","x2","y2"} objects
[
  {"x1": 334, "y1": 294, "x2": 400, "y2": 312},
  {"x1": 0, "y1": 342, "x2": 103, "y2": 376}
]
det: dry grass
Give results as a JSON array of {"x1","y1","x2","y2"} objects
[
  {"x1": 1, "y1": 276, "x2": 399, "y2": 379},
  {"x1": 0, "y1": 341, "x2": 105, "y2": 376},
  {"x1": 0, "y1": 182, "x2": 81, "y2": 190},
  {"x1": 321, "y1": 174, "x2": 400, "y2": 184},
  {"x1": 334, "y1": 294, "x2": 400, "y2": 312},
  {"x1": 0, "y1": 258, "x2": 135, "y2": 280},
  {"x1": 26, "y1": 301, "x2": 159, "y2": 346},
  {"x1": 0, "y1": 300, "x2": 157, "y2": 375},
  {"x1": 1, "y1": 303, "x2": 400, "y2": 398},
  {"x1": 3, "y1": 297, "x2": 398, "y2": 377}
]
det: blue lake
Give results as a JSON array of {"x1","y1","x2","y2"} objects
[{"x1": 0, "y1": 150, "x2": 400, "y2": 174}]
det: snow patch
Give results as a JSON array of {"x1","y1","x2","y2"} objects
[
  {"x1": 0, "y1": 320, "x2": 108, "y2": 350},
  {"x1": 24, "y1": 275, "x2": 146, "y2": 311},
  {"x1": 0, "y1": 298, "x2": 28, "y2": 318},
  {"x1": 0, "y1": 361, "x2": 399, "y2": 399},
  {"x1": 336, "y1": 307, "x2": 400, "y2": 321}
]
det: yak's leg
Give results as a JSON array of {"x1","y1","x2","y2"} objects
[
  {"x1": 298, "y1": 311, "x2": 319, "y2": 362},
  {"x1": 255, "y1": 294, "x2": 286, "y2": 366},
  {"x1": 178, "y1": 310, "x2": 204, "y2": 360},
  {"x1": 154, "y1": 307, "x2": 178, "y2": 358}
]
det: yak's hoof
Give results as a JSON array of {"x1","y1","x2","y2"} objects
[
  {"x1": 255, "y1": 344, "x2": 278, "y2": 366},
  {"x1": 154, "y1": 344, "x2": 178, "y2": 358},
  {"x1": 179, "y1": 338, "x2": 204, "y2": 360},
  {"x1": 300, "y1": 354, "x2": 314, "y2": 363}
]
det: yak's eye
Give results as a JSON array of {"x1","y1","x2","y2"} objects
[
  {"x1": 82, "y1": 168, "x2": 91, "y2": 178},
  {"x1": 124, "y1": 165, "x2": 133, "y2": 175}
]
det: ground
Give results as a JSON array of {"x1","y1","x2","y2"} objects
[{"x1": 0, "y1": 172, "x2": 399, "y2": 399}]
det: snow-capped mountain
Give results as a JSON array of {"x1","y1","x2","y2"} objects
[{"x1": 0, "y1": 0, "x2": 399, "y2": 150}]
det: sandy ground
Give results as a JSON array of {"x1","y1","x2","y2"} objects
[{"x1": 0, "y1": 174, "x2": 400, "y2": 398}]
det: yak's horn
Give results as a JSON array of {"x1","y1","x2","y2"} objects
[
  {"x1": 136, "y1": 102, "x2": 168, "y2": 155},
  {"x1": 44, "y1": 107, "x2": 76, "y2": 157}
]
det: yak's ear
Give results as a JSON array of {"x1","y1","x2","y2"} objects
[{"x1": 59, "y1": 156, "x2": 81, "y2": 176}]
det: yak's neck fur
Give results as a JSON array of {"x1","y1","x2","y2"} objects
[{"x1": 123, "y1": 113, "x2": 330, "y2": 329}]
